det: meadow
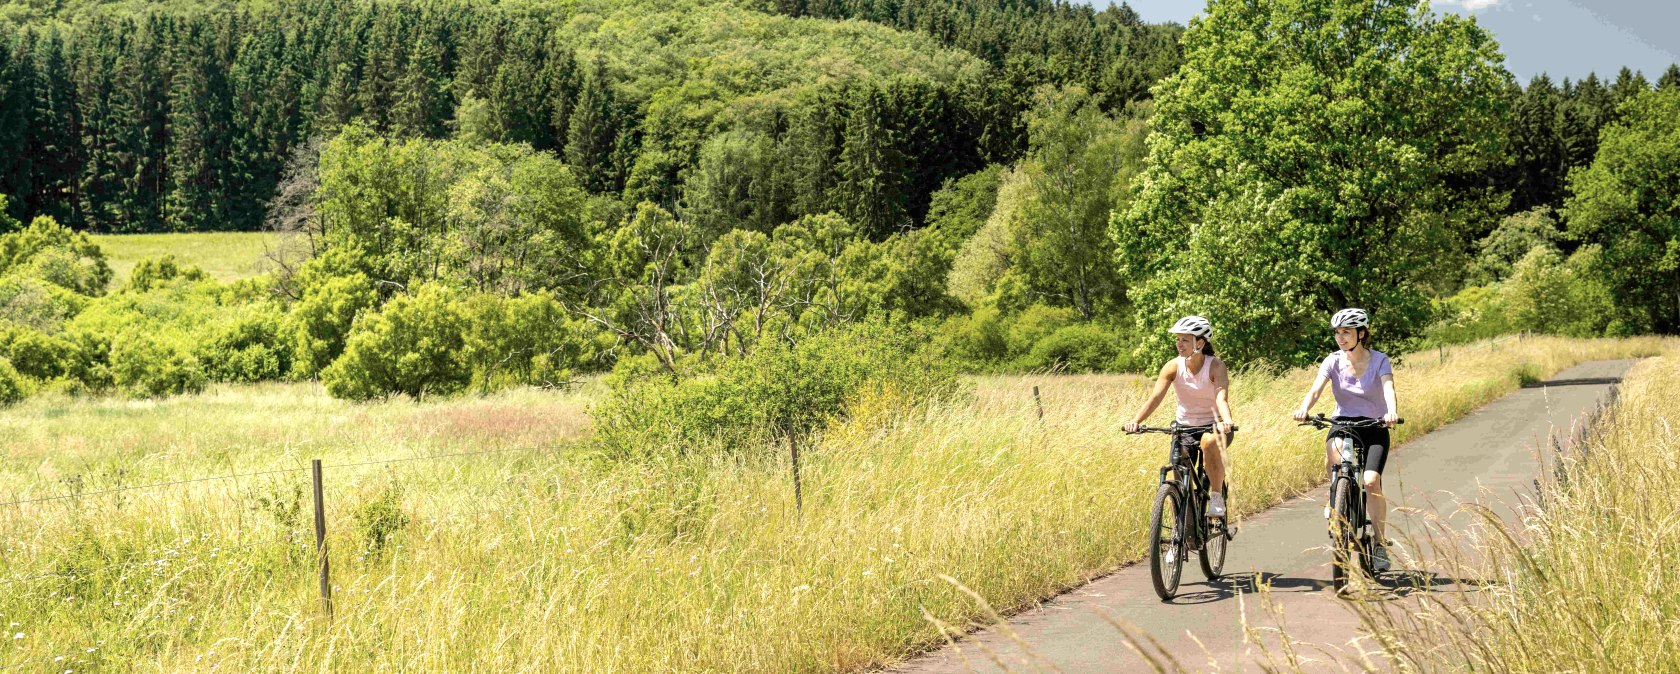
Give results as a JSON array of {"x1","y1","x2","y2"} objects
[
  {"x1": 89, "y1": 232, "x2": 279, "y2": 285},
  {"x1": 0, "y1": 335, "x2": 1666, "y2": 672}
]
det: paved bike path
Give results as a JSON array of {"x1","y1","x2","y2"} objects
[{"x1": 893, "y1": 360, "x2": 1633, "y2": 674}]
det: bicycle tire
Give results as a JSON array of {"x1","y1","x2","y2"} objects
[
  {"x1": 1149, "y1": 483, "x2": 1185, "y2": 601},
  {"x1": 1200, "y1": 483, "x2": 1227, "y2": 580},
  {"x1": 1329, "y1": 476, "x2": 1358, "y2": 593}
]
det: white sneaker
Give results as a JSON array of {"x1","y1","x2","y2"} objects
[
  {"x1": 1208, "y1": 492, "x2": 1226, "y2": 518},
  {"x1": 1372, "y1": 543, "x2": 1392, "y2": 573}
]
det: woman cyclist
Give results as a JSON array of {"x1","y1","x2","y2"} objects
[
  {"x1": 1291, "y1": 308, "x2": 1401, "y2": 572},
  {"x1": 1124, "y1": 316, "x2": 1236, "y2": 518}
]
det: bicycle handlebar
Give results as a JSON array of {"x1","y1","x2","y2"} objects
[
  {"x1": 1295, "y1": 413, "x2": 1404, "y2": 429},
  {"x1": 1129, "y1": 423, "x2": 1240, "y2": 435}
]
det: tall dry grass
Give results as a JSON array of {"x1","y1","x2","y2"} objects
[
  {"x1": 1247, "y1": 350, "x2": 1680, "y2": 674},
  {"x1": 0, "y1": 336, "x2": 1665, "y2": 672}
]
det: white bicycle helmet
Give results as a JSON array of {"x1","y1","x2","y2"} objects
[
  {"x1": 1168, "y1": 315, "x2": 1213, "y2": 338},
  {"x1": 1330, "y1": 308, "x2": 1369, "y2": 329}
]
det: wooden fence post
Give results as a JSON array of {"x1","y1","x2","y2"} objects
[
  {"x1": 311, "y1": 459, "x2": 333, "y2": 620},
  {"x1": 789, "y1": 433, "x2": 802, "y2": 514},
  {"x1": 1033, "y1": 385, "x2": 1043, "y2": 422}
]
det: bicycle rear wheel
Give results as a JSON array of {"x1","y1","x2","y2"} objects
[
  {"x1": 1149, "y1": 483, "x2": 1185, "y2": 601},
  {"x1": 1328, "y1": 477, "x2": 1358, "y2": 593}
]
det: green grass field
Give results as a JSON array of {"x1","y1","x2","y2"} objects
[
  {"x1": 0, "y1": 336, "x2": 1666, "y2": 671},
  {"x1": 90, "y1": 232, "x2": 279, "y2": 285}
]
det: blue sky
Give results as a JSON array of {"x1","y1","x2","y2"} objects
[{"x1": 1111, "y1": 0, "x2": 1679, "y2": 82}]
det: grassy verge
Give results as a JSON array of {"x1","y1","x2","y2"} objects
[
  {"x1": 90, "y1": 232, "x2": 279, "y2": 284},
  {"x1": 0, "y1": 336, "x2": 1666, "y2": 671}
]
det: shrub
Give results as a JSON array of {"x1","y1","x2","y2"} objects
[
  {"x1": 322, "y1": 283, "x2": 469, "y2": 400},
  {"x1": 1021, "y1": 323, "x2": 1123, "y2": 373},
  {"x1": 938, "y1": 306, "x2": 1009, "y2": 365},
  {"x1": 196, "y1": 309, "x2": 291, "y2": 383},
  {"x1": 0, "y1": 215, "x2": 111, "y2": 296},
  {"x1": 0, "y1": 327, "x2": 80, "y2": 381},
  {"x1": 126, "y1": 255, "x2": 208, "y2": 293},
  {"x1": 0, "y1": 357, "x2": 27, "y2": 406},
  {"x1": 353, "y1": 481, "x2": 410, "y2": 559},
  {"x1": 288, "y1": 271, "x2": 376, "y2": 379},
  {"x1": 109, "y1": 335, "x2": 207, "y2": 397},
  {"x1": 593, "y1": 321, "x2": 959, "y2": 458},
  {"x1": 0, "y1": 276, "x2": 89, "y2": 332},
  {"x1": 460, "y1": 292, "x2": 588, "y2": 392},
  {"x1": 1005, "y1": 303, "x2": 1079, "y2": 355}
]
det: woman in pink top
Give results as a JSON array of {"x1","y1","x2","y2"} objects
[
  {"x1": 1292, "y1": 308, "x2": 1402, "y2": 571},
  {"x1": 1124, "y1": 316, "x2": 1237, "y2": 518}
]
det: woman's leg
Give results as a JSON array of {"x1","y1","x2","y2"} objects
[
  {"x1": 1199, "y1": 432, "x2": 1227, "y2": 495},
  {"x1": 1362, "y1": 470, "x2": 1385, "y2": 541}
]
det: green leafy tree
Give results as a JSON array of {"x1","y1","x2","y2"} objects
[
  {"x1": 1009, "y1": 86, "x2": 1137, "y2": 319},
  {"x1": 1564, "y1": 87, "x2": 1680, "y2": 332},
  {"x1": 1114, "y1": 0, "x2": 1509, "y2": 364},
  {"x1": 322, "y1": 283, "x2": 469, "y2": 400}
]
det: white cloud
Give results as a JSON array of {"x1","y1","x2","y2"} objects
[{"x1": 1439, "y1": 0, "x2": 1504, "y2": 11}]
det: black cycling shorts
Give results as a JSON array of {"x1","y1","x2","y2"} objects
[{"x1": 1331, "y1": 416, "x2": 1390, "y2": 475}]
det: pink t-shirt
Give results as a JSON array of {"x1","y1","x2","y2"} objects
[{"x1": 1319, "y1": 350, "x2": 1393, "y2": 419}]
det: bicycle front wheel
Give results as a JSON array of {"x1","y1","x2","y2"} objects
[
  {"x1": 1328, "y1": 476, "x2": 1358, "y2": 593},
  {"x1": 1149, "y1": 483, "x2": 1185, "y2": 601}
]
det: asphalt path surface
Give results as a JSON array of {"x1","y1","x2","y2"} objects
[{"x1": 894, "y1": 360, "x2": 1634, "y2": 674}]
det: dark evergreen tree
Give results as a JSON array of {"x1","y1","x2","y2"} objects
[
  {"x1": 0, "y1": 27, "x2": 34, "y2": 221},
  {"x1": 30, "y1": 28, "x2": 82, "y2": 225},
  {"x1": 836, "y1": 82, "x2": 908, "y2": 238}
]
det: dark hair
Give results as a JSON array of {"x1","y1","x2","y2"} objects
[
  {"x1": 1356, "y1": 327, "x2": 1370, "y2": 348},
  {"x1": 1199, "y1": 337, "x2": 1216, "y2": 357}
]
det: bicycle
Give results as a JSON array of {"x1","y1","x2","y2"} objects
[
  {"x1": 1297, "y1": 413, "x2": 1403, "y2": 593},
  {"x1": 1134, "y1": 422, "x2": 1238, "y2": 601}
]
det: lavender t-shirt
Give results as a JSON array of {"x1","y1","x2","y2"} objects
[{"x1": 1318, "y1": 350, "x2": 1393, "y2": 419}]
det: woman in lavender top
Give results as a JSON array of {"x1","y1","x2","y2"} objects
[{"x1": 1291, "y1": 308, "x2": 1401, "y2": 571}]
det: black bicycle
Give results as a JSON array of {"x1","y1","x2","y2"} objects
[
  {"x1": 1297, "y1": 413, "x2": 1403, "y2": 592},
  {"x1": 1134, "y1": 422, "x2": 1237, "y2": 601}
]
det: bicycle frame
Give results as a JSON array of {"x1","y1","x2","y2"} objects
[{"x1": 1160, "y1": 431, "x2": 1207, "y2": 549}]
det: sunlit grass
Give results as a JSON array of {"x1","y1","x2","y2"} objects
[
  {"x1": 0, "y1": 336, "x2": 1666, "y2": 671},
  {"x1": 90, "y1": 232, "x2": 279, "y2": 285}
]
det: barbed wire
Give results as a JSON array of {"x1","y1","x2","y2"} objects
[
  {"x1": 0, "y1": 467, "x2": 307, "y2": 509},
  {"x1": 324, "y1": 444, "x2": 554, "y2": 471},
  {"x1": 0, "y1": 538, "x2": 287, "y2": 589}
]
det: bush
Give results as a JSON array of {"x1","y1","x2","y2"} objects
[
  {"x1": 1505, "y1": 246, "x2": 1615, "y2": 338},
  {"x1": 196, "y1": 309, "x2": 291, "y2": 383},
  {"x1": 1005, "y1": 304, "x2": 1079, "y2": 355},
  {"x1": 593, "y1": 321, "x2": 959, "y2": 458},
  {"x1": 109, "y1": 335, "x2": 207, "y2": 397},
  {"x1": 288, "y1": 271, "x2": 376, "y2": 379},
  {"x1": 0, "y1": 215, "x2": 111, "y2": 297},
  {"x1": 353, "y1": 481, "x2": 410, "y2": 559},
  {"x1": 460, "y1": 292, "x2": 589, "y2": 392},
  {"x1": 1021, "y1": 323, "x2": 1123, "y2": 373},
  {"x1": 322, "y1": 283, "x2": 469, "y2": 400},
  {"x1": 0, "y1": 357, "x2": 28, "y2": 406},
  {"x1": 938, "y1": 306, "x2": 1009, "y2": 365},
  {"x1": 125, "y1": 255, "x2": 207, "y2": 293},
  {"x1": 0, "y1": 327, "x2": 80, "y2": 381},
  {"x1": 0, "y1": 276, "x2": 89, "y2": 332}
]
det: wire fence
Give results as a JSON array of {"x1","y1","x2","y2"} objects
[{"x1": 0, "y1": 439, "x2": 575, "y2": 669}]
